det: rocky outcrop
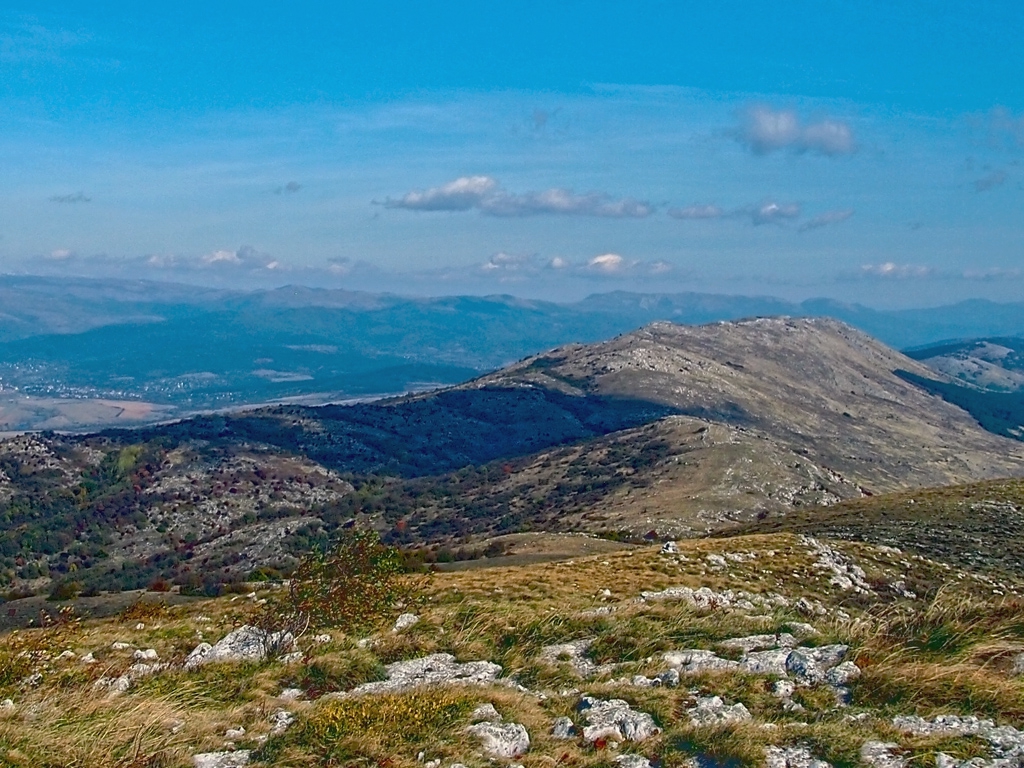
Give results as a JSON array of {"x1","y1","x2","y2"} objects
[
  {"x1": 339, "y1": 653, "x2": 502, "y2": 696},
  {"x1": 193, "y1": 752, "x2": 251, "y2": 768},
  {"x1": 576, "y1": 696, "x2": 661, "y2": 743},
  {"x1": 465, "y1": 722, "x2": 530, "y2": 758},
  {"x1": 686, "y1": 695, "x2": 751, "y2": 727},
  {"x1": 184, "y1": 626, "x2": 294, "y2": 670}
]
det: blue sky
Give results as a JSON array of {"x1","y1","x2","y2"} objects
[{"x1": 1, "y1": 2, "x2": 1022, "y2": 306}]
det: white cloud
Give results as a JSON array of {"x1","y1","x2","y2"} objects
[
  {"x1": 327, "y1": 257, "x2": 352, "y2": 276},
  {"x1": 667, "y1": 204, "x2": 724, "y2": 220},
  {"x1": 737, "y1": 106, "x2": 855, "y2": 156},
  {"x1": 587, "y1": 253, "x2": 625, "y2": 273},
  {"x1": 202, "y1": 249, "x2": 242, "y2": 265},
  {"x1": 860, "y1": 262, "x2": 935, "y2": 279},
  {"x1": 384, "y1": 176, "x2": 499, "y2": 211},
  {"x1": 974, "y1": 170, "x2": 1007, "y2": 192},
  {"x1": 548, "y1": 256, "x2": 569, "y2": 269},
  {"x1": 480, "y1": 252, "x2": 535, "y2": 273},
  {"x1": 384, "y1": 176, "x2": 652, "y2": 218},
  {"x1": 748, "y1": 201, "x2": 801, "y2": 225},
  {"x1": 144, "y1": 246, "x2": 279, "y2": 272},
  {"x1": 799, "y1": 208, "x2": 855, "y2": 232},
  {"x1": 46, "y1": 248, "x2": 74, "y2": 261}
]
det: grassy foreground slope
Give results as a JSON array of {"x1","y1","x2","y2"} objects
[{"x1": 2, "y1": 531, "x2": 1024, "y2": 767}]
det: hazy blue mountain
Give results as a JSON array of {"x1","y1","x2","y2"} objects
[{"x1": 2, "y1": 276, "x2": 1024, "y2": 431}]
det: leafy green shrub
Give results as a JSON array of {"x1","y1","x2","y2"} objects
[{"x1": 258, "y1": 529, "x2": 413, "y2": 644}]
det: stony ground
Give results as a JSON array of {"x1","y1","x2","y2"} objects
[{"x1": 3, "y1": 532, "x2": 1024, "y2": 767}]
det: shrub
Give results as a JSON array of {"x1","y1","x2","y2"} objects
[
  {"x1": 46, "y1": 580, "x2": 81, "y2": 602},
  {"x1": 257, "y1": 528, "x2": 413, "y2": 646}
]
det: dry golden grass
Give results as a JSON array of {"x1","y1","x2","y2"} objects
[{"x1": 1, "y1": 534, "x2": 1023, "y2": 767}]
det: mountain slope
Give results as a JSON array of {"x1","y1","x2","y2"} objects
[
  {"x1": 3, "y1": 317, "x2": 1024, "y2": 594},
  {"x1": 472, "y1": 317, "x2": 1024, "y2": 493}
]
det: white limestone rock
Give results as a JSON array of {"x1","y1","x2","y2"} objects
[
  {"x1": 340, "y1": 653, "x2": 502, "y2": 696},
  {"x1": 470, "y1": 703, "x2": 502, "y2": 723},
  {"x1": 269, "y1": 709, "x2": 295, "y2": 735},
  {"x1": 663, "y1": 649, "x2": 739, "y2": 674},
  {"x1": 615, "y1": 755, "x2": 654, "y2": 768},
  {"x1": 184, "y1": 626, "x2": 294, "y2": 670},
  {"x1": 765, "y1": 745, "x2": 832, "y2": 768},
  {"x1": 577, "y1": 696, "x2": 661, "y2": 743},
  {"x1": 860, "y1": 741, "x2": 906, "y2": 768},
  {"x1": 193, "y1": 751, "x2": 251, "y2": 768},
  {"x1": 551, "y1": 716, "x2": 576, "y2": 739},
  {"x1": 720, "y1": 633, "x2": 798, "y2": 653},
  {"x1": 393, "y1": 613, "x2": 420, "y2": 632},
  {"x1": 686, "y1": 696, "x2": 752, "y2": 727},
  {"x1": 465, "y1": 721, "x2": 530, "y2": 758}
]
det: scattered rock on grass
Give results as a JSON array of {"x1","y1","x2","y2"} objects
[
  {"x1": 338, "y1": 653, "x2": 502, "y2": 696},
  {"x1": 269, "y1": 709, "x2": 295, "y2": 735},
  {"x1": 470, "y1": 703, "x2": 502, "y2": 723},
  {"x1": 184, "y1": 626, "x2": 294, "y2": 670},
  {"x1": 663, "y1": 649, "x2": 739, "y2": 674},
  {"x1": 393, "y1": 613, "x2": 420, "y2": 632},
  {"x1": 686, "y1": 695, "x2": 752, "y2": 727},
  {"x1": 894, "y1": 715, "x2": 1024, "y2": 759},
  {"x1": 551, "y1": 716, "x2": 575, "y2": 739},
  {"x1": 614, "y1": 755, "x2": 653, "y2": 768},
  {"x1": 765, "y1": 745, "x2": 831, "y2": 768},
  {"x1": 465, "y1": 721, "x2": 530, "y2": 758},
  {"x1": 577, "y1": 696, "x2": 660, "y2": 743},
  {"x1": 539, "y1": 639, "x2": 613, "y2": 678},
  {"x1": 193, "y1": 751, "x2": 251, "y2": 768},
  {"x1": 720, "y1": 633, "x2": 798, "y2": 653},
  {"x1": 860, "y1": 741, "x2": 905, "y2": 768}
]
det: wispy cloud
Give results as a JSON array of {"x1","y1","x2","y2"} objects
[
  {"x1": 974, "y1": 170, "x2": 1007, "y2": 192},
  {"x1": 667, "y1": 204, "x2": 724, "y2": 220},
  {"x1": 961, "y1": 267, "x2": 1023, "y2": 281},
  {"x1": 859, "y1": 262, "x2": 935, "y2": 279},
  {"x1": 49, "y1": 192, "x2": 91, "y2": 203},
  {"x1": 383, "y1": 176, "x2": 653, "y2": 218},
  {"x1": 736, "y1": 106, "x2": 855, "y2": 156},
  {"x1": 479, "y1": 251, "x2": 537, "y2": 276},
  {"x1": 44, "y1": 248, "x2": 74, "y2": 261},
  {"x1": 0, "y1": 18, "x2": 89, "y2": 65},
  {"x1": 384, "y1": 176, "x2": 497, "y2": 211},
  {"x1": 799, "y1": 208, "x2": 854, "y2": 232},
  {"x1": 989, "y1": 107, "x2": 1024, "y2": 149},
  {"x1": 146, "y1": 245, "x2": 280, "y2": 272},
  {"x1": 668, "y1": 200, "x2": 802, "y2": 226},
  {"x1": 468, "y1": 251, "x2": 670, "y2": 281}
]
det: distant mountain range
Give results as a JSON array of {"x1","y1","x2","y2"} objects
[{"x1": 3, "y1": 275, "x2": 1024, "y2": 431}]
